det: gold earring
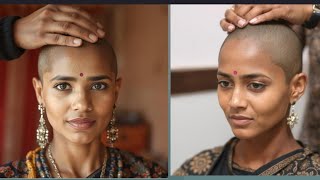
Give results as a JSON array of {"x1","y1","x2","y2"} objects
[
  {"x1": 287, "y1": 103, "x2": 298, "y2": 129},
  {"x1": 106, "y1": 108, "x2": 119, "y2": 147},
  {"x1": 36, "y1": 104, "x2": 49, "y2": 149}
]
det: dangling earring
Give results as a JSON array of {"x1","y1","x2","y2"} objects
[
  {"x1": 287, "y1": 102, "x2": 298, "y2": 129},
  {"x1": 36, "y1": 104, "x2": 49, "y2": 149},
  {"x1": 107, "y1": 106, "x2": 119, "y2": 147}
]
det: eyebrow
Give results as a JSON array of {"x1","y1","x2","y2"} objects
[
  {"x1": 217, "y1": 71, "x2": 271, "y2": 80},
  {"x1": 50, "y1": 75, "x2": 112, "y2": 82}
]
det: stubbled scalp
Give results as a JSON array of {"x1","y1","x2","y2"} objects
[
  {"x1": 38, "y1": 39, "x2": 118, "y2": 81},
  {"x1": 219, "y1": 21, "x2": 303, "y2": 83}
]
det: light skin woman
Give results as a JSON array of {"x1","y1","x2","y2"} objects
[{"x1": 32, "y1": 41, "x2": 121, "y2": 178}]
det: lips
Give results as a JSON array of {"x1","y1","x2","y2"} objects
[
  {"x1": 66, "y1": 118, "x2": 96, "y2": 130},
  {"x1": 229, "y1": 115, "x2": 253, "y2": 126}
]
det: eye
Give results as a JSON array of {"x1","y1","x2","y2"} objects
[
  {"x1": 248, "y1": 82, "x2": 266, "y2": 90},
  {"x1": 218, "y1": 80, "x2": 232, "y2": 88},
  {"x1": 92, "y1": 82, "x2": 108, "y2": 90},
  {"x1": 54, "y1": 83, "x2": 71, "y2": 91}
]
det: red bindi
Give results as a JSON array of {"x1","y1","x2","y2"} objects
[
  {"x1": 233, "y1": 70, "x2": 237, "y2": 75},
  {"x1": 80, "y1": 73, "x2": 83, "y2": 77}
]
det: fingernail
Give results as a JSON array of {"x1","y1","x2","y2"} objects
[
  {"x1": 228, "y1": 25, "x2": 235, "y2": 32},
  {"x1": 238, "y1": 19, "x2": 246, "y2": 27},
  {"x1": 249, "y1": 17, "x2": 257, "y2": 24},
  {"x1": 97, "y1": 22, "x2": 103, "y2": 29},
  {"x1": 89, "y1": 34, "x2": 97, "y2": 42},
  {"x1": 73, "y1": 38, "x2": 82, "y2": 45},
  {"x1": 97, "y1": 29, "x2": 105, "y2": 37}
]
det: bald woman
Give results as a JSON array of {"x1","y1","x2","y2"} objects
[
  {"x1": 174, "y1": 21, "x2": 320, "y2": 176},
  {"x1": 0, "y1": 39, "x2": 167, "y2": 178}
]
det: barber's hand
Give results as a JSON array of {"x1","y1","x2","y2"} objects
[
  {"x1": 13, "y1": 4, "x2": 105, "y2": 49},
  {"x1": 221, "y1": 4, "x2": 313, "y2": 32}
]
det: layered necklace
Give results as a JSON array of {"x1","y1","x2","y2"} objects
[{"x1": 47, "y1": 144, "x2": 108, "y2": 178}]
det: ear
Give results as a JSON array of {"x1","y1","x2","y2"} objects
[
  {"x1": 32, "y1": 77, "x2": 44, "y2": 106},
  {"x1": 289, "y1": 73, "x2": 307, "y2": 104},
  {"x1": 114, "y1": 77, "x2": 122, "y2": 103}
]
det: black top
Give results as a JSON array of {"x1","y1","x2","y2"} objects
[{"x1": 0, "y1": 16, "x2": 25, "y2": 61}]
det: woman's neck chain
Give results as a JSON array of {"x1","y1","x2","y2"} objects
[{"x1": 47, "y1": 144, "x2": 107, "y2": 178}]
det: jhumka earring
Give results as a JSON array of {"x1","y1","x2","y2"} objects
[
  {"x1": 36, "y1": 104, "x2": 49, "y2": 149},
  {"x1": 106, "y1": 107, "x2": 119, "y2": 147},
  {"x1": 287, "y1": 102, "x2": 298, "y2": 129}
]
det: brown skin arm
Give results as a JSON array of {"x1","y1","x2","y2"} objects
[
  {"x1": 13, "y1": 4, "x2": 105, "y2": 49},
  {"x1": 221, "y1": 4, "x2": 313, "y2": 32}
]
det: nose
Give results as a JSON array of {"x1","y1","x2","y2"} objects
[
  {"x1": 228, "y1": 87, "x2": 247, "y2": 110},
  {"x1": 71, "y1": 89, "x2": 93, "y2": 112}
]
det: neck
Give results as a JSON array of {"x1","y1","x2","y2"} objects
[
  {"x1": 233, "y1": 121, "x2": 302, "y2": 170},
  {"x1": 46, "y1": 136, "x2": 106, "y2": 178}
]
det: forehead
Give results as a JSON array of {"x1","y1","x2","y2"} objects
[
  {"x1": 44, "y1": 46, "x2": 113, "y2": 78},
  {"x1": 218, "y1": 39, "x2": 285, "y2": 79}
]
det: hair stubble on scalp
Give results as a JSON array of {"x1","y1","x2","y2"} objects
[
  {"x1": 219, "y1": 21, "x2": 303, "y2": 83},
  {"x1": 37, "y1": 39, "x2": 118, "y2": 82}
]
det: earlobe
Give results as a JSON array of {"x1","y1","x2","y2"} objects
[
  {"x1": 32, "y1": 77, "x2": 44, "y2": 105},
  {"x1": 290, "y1": 73, "x2": 307, "y2": 103}
]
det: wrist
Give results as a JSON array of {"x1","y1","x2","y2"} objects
[
  {"x1": 304, "y1": 4, "x2": 313, "y2": 22},
  {"x1": 303, "y1": 4, "x2": 320, "y2": 29},
  {"x1": 13, "y1": 18, "x2": 24, "y2": 49}
]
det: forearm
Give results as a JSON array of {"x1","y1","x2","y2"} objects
[{"x1": 0, "y1": 16, "x2": 25, "y2": 61}]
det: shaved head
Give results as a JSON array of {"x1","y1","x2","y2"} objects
[
  {"x1": 220, "y1": 21, "x2": 303, "y2": 82},
  {"x1": 38, "y1": 39, "x2": 117, "y2": 81}
]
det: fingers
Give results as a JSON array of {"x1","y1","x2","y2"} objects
[
  {"x1": 244, "y1": 5, "x2": 273, "y2": 23},
  {"x1": 46, "y1": 20, "x2": 99, "y2": 43},
  {"x1": 225, "y1": 7, "x2": 247, "y2": 28},
  {"x1": 39, "y1": 4, "x2": 105, "y2": 41},
  {"x1": 234, "y1": 4, "x2": 253, "y2": 18},
  {"x1": 56, "y1": 5, "x2": 104, "y2": 29},
  {"x1": 44, "y1": 33, "x2": 83, "y2": 47},
  {"x1": 220, "y1": 18, "x2": 235, "y2": 32},
  {"x1": 51, "y1": 11, "x2": 105, "y2": 38},
  {"x1": 249, "y1": 8, "x2": 283, "y2": 24}
]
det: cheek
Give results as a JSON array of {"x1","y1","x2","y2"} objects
[
  {"x1": 217, "y1": 89, "x2": 229, "y2": 112},
  {"x1": 92, "y1": 93, "x2": 115, "y2": 117},
  {"x1": 42, "y1": 90, "x2": 69, "y2": 127},
  {"x1": 252, "y1": 87, "x2": 289, "y2": 122}
]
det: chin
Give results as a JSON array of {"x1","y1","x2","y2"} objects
[
  {"x1": 66, "y1": 133, "x2": 100, "y2": 145},
  {"x1": 231, "y1": 128, "x2": 256, "y2": 140}
]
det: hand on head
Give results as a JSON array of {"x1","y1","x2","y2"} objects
[
  {"x1": 220, "y1": 4, "x2": 313, "y2": 32},
  {"x1": 13, "y1": 4, "x2": 105, "y2": 49}
]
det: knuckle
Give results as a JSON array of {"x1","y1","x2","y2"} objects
[
  {"x1": 70, "y1": 12, "x2": 79, "y2": 19},
  {"x1": 60, "y1": 22, "x2": 71, "y2": 30},
  {"x1": 42, "y1": 8, "x2": 53, "y2": 17},
  {"x1": 78, "y1": 28, "x2": 87, "y2": 36},
  {"x1": 36, "y1": 31, "x2": 44, "y2": 39},
  {"x1": 225, "y1": 9, "x2": 230, "y2": 17},
  {"x1": 64, "y1": 37, "x2": 70, "y2": 45},
  {"x1": 220, "y1": 19, "x2": 224, "y2": 26},
  {"x1": 53, "y1": 34, "x2": 61, "y2": 44}
]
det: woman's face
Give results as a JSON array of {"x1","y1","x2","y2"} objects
[
  {"x1": 33, "y1": 45, "x2": 121, "y2": 145},
  {"x1": 217, "y1": 39, "x2": 291, "y2": 140}
]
